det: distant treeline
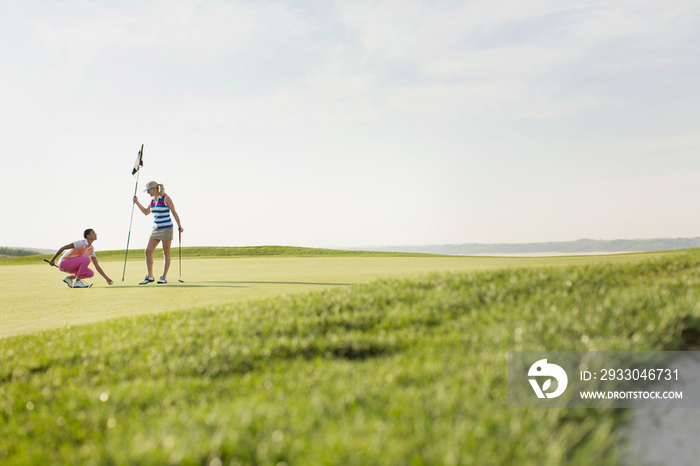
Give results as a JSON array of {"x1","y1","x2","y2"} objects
[
  {"x1": 0, "y1": 247, "x2": 41, "y2": 257},
  {"x1": 362, "y1": 238, "x2": 700, "y2": 255}
]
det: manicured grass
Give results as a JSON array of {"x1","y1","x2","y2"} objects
[
  {"x1": 0, "y1": 245, "x2": 681, "y2": 266},
  {"x1": 0, "y1": 255, "x2": 535, "y2": 339},
  {"x1": 0, "y1": 248, "x2": 666, "y2": 339},
  {"x1": 0, "y1": 248, "x2": 698, "y2": 463},
  {"x1": 0, "y1": 246, "x2": 431, "y2": 267}
]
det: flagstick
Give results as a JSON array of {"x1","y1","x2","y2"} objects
[{"x1": 122, "y1": 169, "x2": 140, "y2": 281}]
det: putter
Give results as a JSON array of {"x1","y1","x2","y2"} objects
[{"x1": 178, "y1": 229, "x2": 184, "y2": 283}]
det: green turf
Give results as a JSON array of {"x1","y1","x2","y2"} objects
[
  {"x1": 0, "y1": 246, "x2": 430, "y2": 267},
  {"x1": 0, "y1": 247, "x2": 696, "y2": 463},
  {"x1": 0, "y1": 248, "x2": 669, "y2": 339},
  {"x1": 0, "y1": 245, "x2": 679, "y2": 266}
]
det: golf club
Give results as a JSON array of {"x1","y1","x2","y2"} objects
[{"x1": 178, "y1": 229, "x2": 184, "y2": 283}]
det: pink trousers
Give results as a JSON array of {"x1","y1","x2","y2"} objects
[{"x1": 59, "y1": 256, "x2": 94, "y2": 279}]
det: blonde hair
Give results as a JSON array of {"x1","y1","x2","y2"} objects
[{"x1": 146, "y1": 181, "x2": 167, "y2": 197}]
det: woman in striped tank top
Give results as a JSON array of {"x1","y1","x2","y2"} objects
[{"x1": 133, "y1": 181, "x2": 184, "y2": 284}]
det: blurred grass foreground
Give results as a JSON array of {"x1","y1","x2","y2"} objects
[{"x1": 1, "y1": 248, "x2": 699, "y2": 464}]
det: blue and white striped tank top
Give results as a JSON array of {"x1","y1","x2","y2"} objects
[{"x1": 150, "y1": 196, "x2": 174, "y2": 230}]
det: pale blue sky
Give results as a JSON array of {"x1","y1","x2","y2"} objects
[{"x1": 2, "y1": 0, "x2": 699, "y2": 251}]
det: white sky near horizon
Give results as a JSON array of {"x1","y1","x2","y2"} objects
[{"x1": 1, "y1": 0, "x2": 699, "y2": 252}]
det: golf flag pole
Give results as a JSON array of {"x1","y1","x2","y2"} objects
[{"x1": 122, "y1": 144, "x2": 144, "y2": 281}]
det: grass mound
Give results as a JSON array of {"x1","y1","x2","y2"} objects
[
  {"x1": 0, "y1": 247, "x2": 40, "y2": 258},
  {"x1": 1, "y1": 250, "x2": 699, "y2": 463}
]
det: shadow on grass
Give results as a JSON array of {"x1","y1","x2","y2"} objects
[
  {"x1": 109, "y1": 284, "x2": 246, "y2": 289},
  {"x1": 108, "y1": 281, "x2": 352, "y2": 289},
  {"x1": 208, "y1": 280, "x2": 354, "y2": 286}
]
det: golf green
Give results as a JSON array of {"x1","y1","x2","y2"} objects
[
  {"x1": 0, "y1": 252, "x2": 660, "y2": 339},
  {"x1": 0, "y1": 256, "x2": 492, "y2": 339}
]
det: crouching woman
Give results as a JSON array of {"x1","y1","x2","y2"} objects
[{"x1": 49, "y1": 229, "x2": 113, "y2": 288}]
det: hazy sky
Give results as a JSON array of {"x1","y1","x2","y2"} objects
[{"x1": 2, "y1": 0, "x2": 699, "y2": 251}]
